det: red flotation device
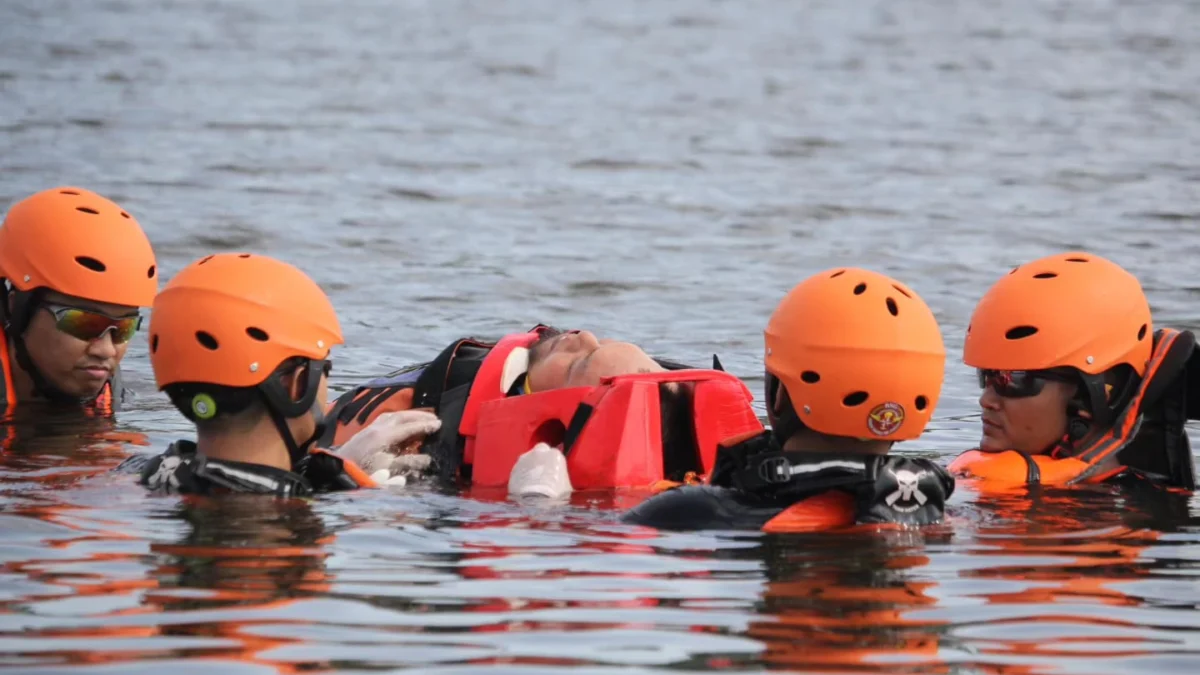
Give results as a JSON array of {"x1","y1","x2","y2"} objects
[{"x1": 466, "y1": 369, "x2": 764, "y2": 489}]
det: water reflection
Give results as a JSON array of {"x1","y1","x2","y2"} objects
[
  {"x1": 145, "y1": 497, "x2": 335, "y2": 672},
  {"x1": 748, "y1": 532, "x2": 949, "y2": 673},
  {"x1": 0, "y1": 467, "x2": 1199, "y2": 671},
  {"x1": 939, "y1": 484, "x2": 1200, "y2": 674}
]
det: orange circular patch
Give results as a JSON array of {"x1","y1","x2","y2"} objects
[{"x1": 866, "y1": 402, "x2": 905, "y2": 436}]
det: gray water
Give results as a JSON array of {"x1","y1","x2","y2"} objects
[{"x1": 1, "y1": 0, "x2": 1200, "y2": 672}]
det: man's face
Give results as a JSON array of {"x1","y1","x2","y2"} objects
[
  {"x1": 21, "y1": 290, "x2": 140, "y2": 397},
  {"x1": 525, "y1": 330, "x2": 664, "y2": 392}
]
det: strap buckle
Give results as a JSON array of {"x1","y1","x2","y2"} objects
[{"x1": 757, "y1": 455, "x2": 792, "y2": 484}]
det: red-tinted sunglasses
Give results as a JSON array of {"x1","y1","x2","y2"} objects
[
  {"x1": 977, "y1": 368, "x2": 1074, "y2": 398},
  {"x1": 43, "y1": 303, "x2": 142, "y2": 344}
]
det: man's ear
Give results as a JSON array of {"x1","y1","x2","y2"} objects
[{"x1": 284, "y1": 368, "x2": 305, "y2": 402}]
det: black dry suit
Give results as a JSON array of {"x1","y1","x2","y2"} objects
[
  {"x1": 622, "y1": 430, "x2": 955, "y2": 532},
  {"x1": 118, "y1": 442, "x2": 370, "y2": 498}
]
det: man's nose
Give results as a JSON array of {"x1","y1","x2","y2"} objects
[
  {"x1": 86, "y1": 330, "x2": 118, "y2": 359},
  {"x1": 979, "y1": 384, "x2": 1002, "y2": 410},
  {"x1": 574, "y1": 330, "x2": 601, "y2": 350}
]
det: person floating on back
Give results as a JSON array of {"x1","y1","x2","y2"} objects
[
  {"x1": 0, "y1": 187, "x2": 158, "y2": 417},
  {"x1": 623, "y1": 267, "x2": 955, "y2": 532}
]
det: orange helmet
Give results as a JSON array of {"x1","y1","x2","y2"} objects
[
  {"x1": 963, "y1": 252, "x2": 1152, "y2": 376},
  {"x1": 149, "y1": 253, "x2": 344, "y2": 389},
  {"x1": 764, "y1": 268, "x2": 946, "y2": 441},
  {"x1": 0, "y1": 187, "x2": 158, "y2": 306}
]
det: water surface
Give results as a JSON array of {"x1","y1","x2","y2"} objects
[{"x1": 1, "y1": 0, "x2": 1199, "y2": 671}]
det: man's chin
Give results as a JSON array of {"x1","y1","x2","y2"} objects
[
  {"x1": 59, "y1": 379, "x2": 107, "y2": 400},
  {"x1": 978, "y1": 433, "x2": 1008, "y2": 452}
]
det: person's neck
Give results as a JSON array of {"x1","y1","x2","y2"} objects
[
  {"x1": 197, "y1": 421, "x2": 295, "y2": 472},
  {"x1": 780, "y1": 431, "x2": 891, "y2": 456}
]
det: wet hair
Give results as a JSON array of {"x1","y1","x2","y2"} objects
[
  {"x1": 165, "y1": 381, "x2": 265, "y2": 431},
  {"x1": 525, "y1": 327, "x2": 566, "y2": 370},
  {"x1": 660, "y1": 383, "x2": 701, "y2": 480},
  {"x1": 164, "y1": 357, "x2": 308, "y2": 432}
]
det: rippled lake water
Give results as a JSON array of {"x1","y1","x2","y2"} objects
[{"x1": 2, "y1": 0, "x2": 1200, "y2": 671}]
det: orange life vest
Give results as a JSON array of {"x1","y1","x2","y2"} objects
[
  {"x1": 949, "y1": 328, "x2": 1198, "y2": 489},
  {"x1": 467, "y1": 369, "x2": 764, "y2": 489}
]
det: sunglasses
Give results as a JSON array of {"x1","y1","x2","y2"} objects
[
  {"x1": 977, "y1": 368, "x2": 1075, "y2": 399},
  {"x1": 43, "y1": 303, "x2": 142, "y2": 345}
]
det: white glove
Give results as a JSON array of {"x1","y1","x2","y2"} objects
[
  {"x1": 369, "y1": 454, "x2": 434, "y2": 487},
  {"x1": 508, "y1": 442, "x2": 573, "y2": 499},
  {"x1": 333, "y1": 410, "x2": 442, "y2": 485}
]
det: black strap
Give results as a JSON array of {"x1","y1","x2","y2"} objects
[
  {"x1": 1019, "y1": 452, "x2": 1041, "y2": 484},
  {"x1": 107, "y1": 366, "x2": 124, "y2": 411},
  {"x1": 419, "y1": 381, "x2": 474, "y2": 482},
  {"x1": 296, "y1": 452, "x2": 361, "y2": 492},
  {"x1": 561, "y1": 403, "x2": 596, "y2": 456},
  {"x1": 414, "y1": 339, "x2": 468, "y2": 409},
  {"x1": 710, "y1": 431, "x2": 874, "y2": 500}
]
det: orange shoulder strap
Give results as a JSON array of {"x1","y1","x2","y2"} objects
[{"x1": 761, "y1": 491, "x2": 857, "y2": 533}]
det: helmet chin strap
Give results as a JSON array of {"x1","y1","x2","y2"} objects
[
  {"x1": 258, "y1": 359, "x2": 328, "y2": 469},
  {"x1": 764, "y1": 373, "x2": 805, "y2": 447},
  {"x1": 2, "y1": 286, "x2": 80, "y2": 405},
  {"x1": 1052, "y1": 368, "x2": 1137, "y2": 457}
]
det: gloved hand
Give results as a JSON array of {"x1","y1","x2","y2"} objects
[
  {"x1": 333, "y1": 410, "x2": 442, "y2": 487},
  {"x1": 508, "y1": 442, "x2": 573, "y2": 499}
]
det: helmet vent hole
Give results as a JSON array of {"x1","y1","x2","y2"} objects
[
  {"x1": 843, "y1": 391, "x2": 869, "y2": 407},
  {"x1": 1006, "y1": 326, "x2": 1039, "y2": 340},
  {"x1": 1066, "y1": 257, "x2": 1089, "y2": 263},
  {"x1": 75, "y1": 256, "x2": 106, "y2": 272},
  {"x1": 1138, "y1": 323, "x2": 1148, "y2": 341},
  {"x1": 59, "y1": 190, "x2": 80, "y2": 196},
  {"x1": 830, "y1": 270, "x2": 845, "y2": 278},
  {"x1": 800, "y1": 370, "x2": 820, "y2": 384},
  {"x1": 147, "y1": 265, "x2": 156, "y2": 278},
  {"x1": 75, "y1": 206, "x2": 100, "y2": 215},
  {"x1": 120, "y1": 211, "x2": 131, "y2": 219},
  {"x1": 238, "y1": 254, "x2": 251, "y2": 259},
  {"x1": 246, "y1": 327, "x2": 270, "y2": 342},
  {"x1": 1033, "y1": 272, "x2": 1057, "y2": 279},
  {"x1": 886, "y1": 297, "x2": 899, "y2": 316},
  {"x1": 150, "y1": 334, "x2": 159, "y2": 353},
  {"x1": 915, "y1": 395, "x2": 928, "y2": 411},
  {"x1": 195, "y1": 331, "x2": 219, "y2": 351},
  {"x1": 198, "y1": 255, "x2": 214, "y2": 265},
  {"x1": 892, "y1": 284, "x2": 912, "y2": 298},
  {"x1": 853, "y1": 283, "x2": 867, "y2": 295}
]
